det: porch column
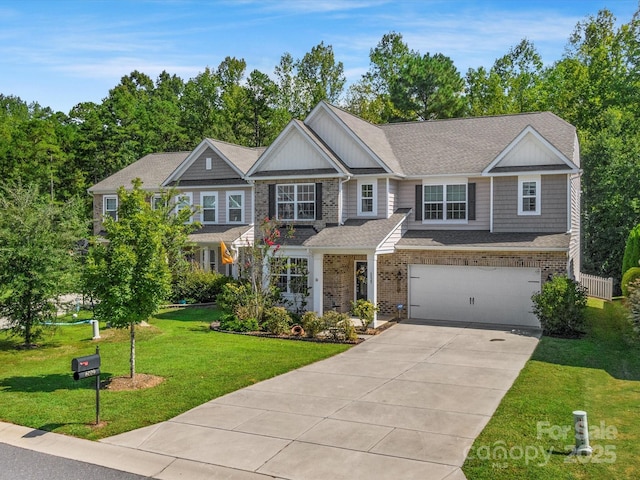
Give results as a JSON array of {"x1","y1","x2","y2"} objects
[
  {"x1": 367, "y1": 252, "x2": 378, "y2": 327},
  {"x1": 313, "y1": 252, "x2": 324, "y2": 316},
  {"x1": 203, "y1": 248, "x2": 210, "y2": 272}
]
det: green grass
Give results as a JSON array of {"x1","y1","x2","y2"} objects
[
  {"x1": 462, "y1": 299, "x2": 640, "y2": 479},
  {"x1": 0, "y1": 308, "x2": 350, "y2": 440}
]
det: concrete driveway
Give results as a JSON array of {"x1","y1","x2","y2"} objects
[
  {"x1": 96, "y1": 318, "x2": 540, "y2": 480},
  {"x1": 0, "y1": 319, "x2": 539, "y2": 479}
]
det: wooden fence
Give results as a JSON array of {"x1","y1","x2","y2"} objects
[{"x1": 580, "y1": 273, "x2": 613, "y2": 301}]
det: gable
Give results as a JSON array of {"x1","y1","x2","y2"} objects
[
  {"x1": 306, "y1": 106, "x2": 382, "y2": 170},
  {"x1": 485, "y1": 126, "x2": 578, "y2": 174},
  {"x1": 178, "y1": 146, "x2": 240, "y2": 182},
  {"x1": 249, "y1": 122, "x2": 344, "y2": 176},
  {"x1": 496, "y1": 131, "x2": 565, "y2": 168}
]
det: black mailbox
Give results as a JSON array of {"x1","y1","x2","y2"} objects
[{"x1": 71, "y1": 354, "x2": 100, "y2": 381}]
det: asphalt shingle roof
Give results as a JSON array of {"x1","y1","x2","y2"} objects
[
  {"x1": 188, "y1": 225, "x2": 253, "y2": 244},
  {"x1": 396, "y1": 230, "x2": 570, "y2": 250},
  {"x1": 303, "y1": 209, "x2": 411, "y2": 249},
  {"x1": 206, "y1": 139, "x2": 265, "y2": 174},
  {"x1": 379, "y1": 111, "x2": 577, "y2": 176},
  {"x1": 88, "y1": 151, "x2": 189, "y2": 192}
]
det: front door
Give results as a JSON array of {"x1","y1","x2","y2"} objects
[{"x1": 355, "y1": 261, "x2": 368, "y2": 301}]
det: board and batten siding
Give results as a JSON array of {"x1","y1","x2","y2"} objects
[
  {"x1": 190, "y1": 187, "x2": 252, "y2": 224},
  {"x1": 306, "y1": 108, "x2": 380, "y2": 169},
  {"x1": 399, "y1": 177, "x2": 490, "y2": 230},
  {"x1": 492, "y1": 174, "x2": 567, "y2": 233},
  {"x1": 178, "y1": 147, "x2": 239, "y2": 182},
  {"x1": 261, "y1": 130, "x2": 329, "y2": 171}
]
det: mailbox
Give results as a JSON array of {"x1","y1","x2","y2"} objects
[{"x1": 71, "y1": 353, "x2": 100, "y2": 381}]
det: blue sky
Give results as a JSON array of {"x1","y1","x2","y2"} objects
[{"x1": 1, "y1": 0, "x2": 637, "y2": 113}]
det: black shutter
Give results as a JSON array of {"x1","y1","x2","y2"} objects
[
  {"x1": 315, "y1": 183, "x2": 323, "y2": 220},
  {"x1": 468, "y1": 183, "x2": 476, "y2": 221},
  {"x1": 268, "y1": 184, "x2": 275, "y2": 219},
  {"x1": 415, "y1": 184, "x2": 423, "y2": 221}
]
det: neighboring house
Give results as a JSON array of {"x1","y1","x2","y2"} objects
[{"x1": 89, "y1": 101, "x2": 581, "y2": 328}]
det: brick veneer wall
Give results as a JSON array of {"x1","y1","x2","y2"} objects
[
  {"x1": 323, "y1": 254, "x2": 366, "y2": 313},
  {"x1": 254, "y1": 178, "x2": 340, "y2": 229},
  {"x1": 375, "y1": 250, "x2": 568, "y2": 317}
]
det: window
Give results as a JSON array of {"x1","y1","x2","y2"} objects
[
  {"x1": 205, "y1": 157, "x2": 212, "y2": 170},
  {"x1": 151, "y1": 194, "x2": 166, "y2": 210},
  {"x1": 275, "y1": 257, "x2": 308, "y2": 294},
  {"x1": 423, "y1": 183, "x2": 467, "y2": 222},
  {"x1": 201, "y1": 192, "x2": 217, "y2": 223},
  {"x1": 174, "y1": 192, "x2": 193, "y2": 222},
  {"x1": 103, "y1": 195, "x2": 118, "y2": 220},
  {"x1": 208, "y1": 247, "x2": 217, "y2": 272},
  {"x1": 518, "y1": 176, "x2": 541, "y2": 215},
  {"x1": 226, "y1": 191, "x2": 244, "y2": 223},
  {"x1": 358, "y1": 180, "x2": 377, "y2": 215},
  {"x1": 277, "y1": 184, "x2": 315, "y2": 220}
]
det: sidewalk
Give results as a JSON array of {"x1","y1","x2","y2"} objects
[{"x1": 0, "y1": 319, "x2": 540, "y2": 479}]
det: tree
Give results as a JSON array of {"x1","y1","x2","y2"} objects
[
  {"x1": 390, "y1": 52, "x2": 466, "y2": 120},
  {"x1": 295, "y1": 42, "x2": 346, "y2": 116},
  {"x1": 84, "y1": 180, "x2": 194, "y2": 378},
  {"x1": 0, "y1": 182, "x2": 86, "y2": 347},
  {"x1": 622, "y1": 224, "x2": 640, "y2": 276},
  {"x1": 466, "y1": 39, "x2": 543, "y2": 115}
]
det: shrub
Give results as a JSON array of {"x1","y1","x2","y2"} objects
[
  {"x1": 622, "y1": 224, "x2": 640, "y2": 278},
  {"x1": 621, "y1": 267, "x2": 640, "y2": 297},
  {"x1": 262, "y1": 306, "x2": 292, "y2": 335},
  {"x1": 301, "y1": 311, "x2": 324, "y2": 338},
  {"x1": 217, "y1": 282, "x2": 252, "y2": 313},
  {"x1": 350, "y1": 299, "x2": 378, "y2": 330},
  {"x1": 531, "y1": 275, "x2": 588, "y2": 337},
  {"x1": 218, "y1": 313, "x2": 259, "y2": 332},
  {"x1": 172, "y1": 265, "x2": 229, "y2": 303},
  {"x1": 322, "y1": 310, "x2": 358, "y2": 342},
  {"x1": 628, "y1": 279, "x2": 640, "y2": 335}
]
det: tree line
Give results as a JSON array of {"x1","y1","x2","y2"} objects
[{"x1": 1, "y1": 7, "x2": 639, "y2": 286}]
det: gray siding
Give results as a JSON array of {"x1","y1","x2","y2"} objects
[
  {"x1": 399, "y1": 177, "x2": 490, "y2": 230},
  {"x1": 493, "y1": 174, "x2": 567, "y2": 233},
  {"x1": 179, "y1": 147, "x2": 239, "y2": 182},
  {"x1": 344, "y1": 178, "x2": 386, "y2": 219},
  {"x1": 191, "y1": 187, "x2": 252, "y2": 224}
]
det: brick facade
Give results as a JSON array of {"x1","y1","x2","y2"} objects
[
  {"x1": 325, "y1": 250, "x2": 569, "y2": 317},
  {"x1": 254, "y1": 178, "x2": 340, "y2": 229}
]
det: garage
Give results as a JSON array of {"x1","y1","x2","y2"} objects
[{"x1": 408, "y1": 265, "x2": 541, "y2": 327}]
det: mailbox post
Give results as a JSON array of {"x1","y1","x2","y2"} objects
[{"x1": 71, "y1": 346, "x2": 101, "y2": 425}]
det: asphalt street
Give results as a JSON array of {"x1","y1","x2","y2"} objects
[{"x1": 0, "y1": 443, "x2": 150, "y2": 480}]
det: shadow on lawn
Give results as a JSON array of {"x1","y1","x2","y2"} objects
[{"x1": 0, "y1": 373, "x2": 112, "y2": 393}]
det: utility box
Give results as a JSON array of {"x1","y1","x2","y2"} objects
[{"x1": 71, "y1": 353, "x2": 100, "y2": 381}]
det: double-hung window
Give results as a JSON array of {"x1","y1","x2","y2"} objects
[
  {"x1": 277, "y1": 184, "x2": 315, "y2": 220},
  {"x1": 227, "y1": 191, "x2": 244, "y2": 223},
  {"x1": 174, "y1": 192, "x2": 193, "y2": 223},
  {"x1": 423, "y1": 183, "x2": 467, "y2": 222},
  {"x1": 201, "y1": 192, "x2": 217, "y2": 224},
  {"x1": 275, "y1": 257, "x2": 308, "y2": 295},
  {"x1": 518, "y1": 175, "x2": 540, "y2": 215},
  {"x1": 358, "y1": 180, "x2": 377, "y2": 216},
  {"x1": 103, "y1": 195, "x2": 118, "y2": 220}
]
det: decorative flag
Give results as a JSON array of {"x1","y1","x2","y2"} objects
[{"x1": 220, "y1": 240, "x2": 234, "y2": 264}]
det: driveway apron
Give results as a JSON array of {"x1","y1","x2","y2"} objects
[{"x1": 101, "y1": 319, "x2": 540, "y2": 480}]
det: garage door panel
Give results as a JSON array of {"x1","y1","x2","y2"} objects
[{"x1": 409, "y1": 265, "x2": 540, "y2": 327}]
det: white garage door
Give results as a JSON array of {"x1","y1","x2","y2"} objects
[{"x1": 409, "y1": 265, "x2": 541, "y2": 327}]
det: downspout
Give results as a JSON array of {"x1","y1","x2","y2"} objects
[{"x1": 338, "y1": 175, "x2": 352, "y2": 225}]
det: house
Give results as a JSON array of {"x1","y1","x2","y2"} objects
[{"x1": 89, "y1": 102, "x2": 581, "y2": 328}]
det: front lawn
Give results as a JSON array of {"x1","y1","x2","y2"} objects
[
  {"x1": 0, "y1": 308, "x2": 350, "y2": 440},
  {"x1": 463, "y1": 298, "x2": 640, "y2": 479}
]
